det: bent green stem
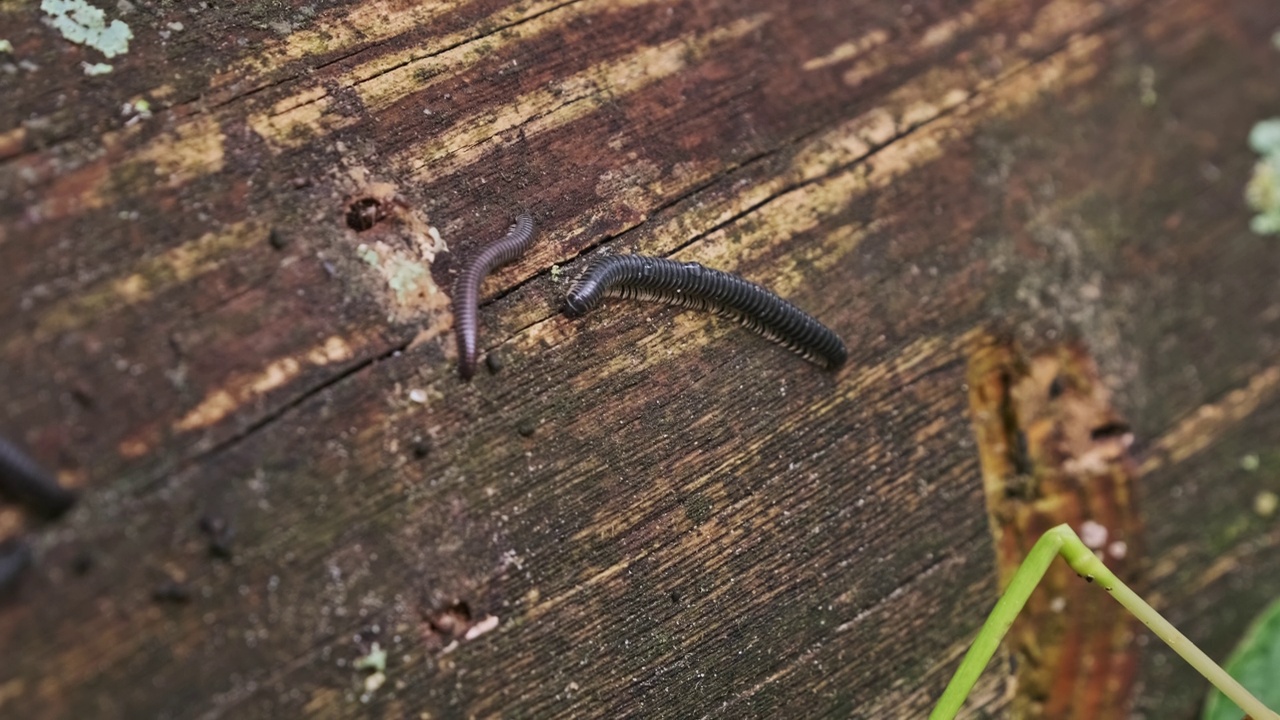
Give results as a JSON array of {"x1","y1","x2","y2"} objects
[{"x1": 929, "y1": 524, "x2": 1278, "y2": 720}]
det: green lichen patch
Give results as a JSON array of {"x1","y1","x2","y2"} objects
[
  {"x1": 41, "y1": 0, "x2": 132, "y2": 58},
  {"x1": 353, "y1": 643, "x2": 387, "y2": 673},
  {"x1": 1247, "y1": 119, "x2": 1280, "y2": 235}
]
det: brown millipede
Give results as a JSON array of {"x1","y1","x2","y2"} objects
[
  {"x1": 563, "y1": 254, "x2": 847, "y2": 370},
  {"x1": 452, "y1": 212, "x2": 536, "y2": 380}
]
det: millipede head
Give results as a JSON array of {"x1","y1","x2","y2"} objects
[{"x1": 562, "y1": 292, "x2": 593, "y2": 318}]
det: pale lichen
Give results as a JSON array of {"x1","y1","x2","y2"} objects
[
  {"x1": 81, "y1": 60, "x2": 112, "y2": 75},
  {"x1": 1245, "y1": 119, "x2": 1280, "y2": 235},
  {"x1": 353, "y1": 642, "x2": 387, "y2": 698},
  {"x1": 41, "y1": 0, "x2": 132, "y2": 58},
  {"x1": 353, "y1": 643, "x2": 386, "y2": 673}
]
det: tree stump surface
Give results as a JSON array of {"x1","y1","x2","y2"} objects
[{"x1": 1, "y1": 0, "x2": 1279, "y2": 717}]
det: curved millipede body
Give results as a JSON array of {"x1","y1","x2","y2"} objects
[
  {"x1": 0, "y1": 539, "x2": 32, "y2": 595},
  {"x1": 453, "y1": 212, "x2": 536, "y2": 380},
  {"x1": 0, "y1": 435, "x2": 76, "y2": 519},
  {"x1": 563, "y1": 255, "x2": 847, "y2": 370}
]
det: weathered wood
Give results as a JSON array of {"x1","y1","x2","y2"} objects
[
  {"x1": 968, "y1": 338, "x2": 1145, "y2": 719},
  {"x1": 1, "y1": 0, "x2": 1279, "y2": 717}
]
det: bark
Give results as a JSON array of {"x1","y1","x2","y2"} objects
[{"x1": 1, "y1": 0, "x2": 1278, "y2": 717}]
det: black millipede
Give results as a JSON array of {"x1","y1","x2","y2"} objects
[
  {"x1": 0, "y1": 539, "x2": 32, "y2": 595},
  {"x1": 452, "y1": 212, "x2": 536, "y2": 380},
  {"x1": 563, "y1": 254, "x2": 847, "y2": 370},
  {"x1": 0, "y1": 434, "x2": 76, "y2": 519}
]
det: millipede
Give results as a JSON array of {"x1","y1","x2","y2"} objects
[
  {"x1": 563, "y1": 254, "x2": 847, "y2": 370},
  {"x1": 0, "y1": 435, "x2": 76, "y2": 519},
  {"x1": 0, "y1": 539, "x2": 31, "y2": 594},
  {"x1": 452, "y1": 212, "x2": 537, "y2": 380}
]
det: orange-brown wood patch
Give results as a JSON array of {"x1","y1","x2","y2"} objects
[{"x1": 968, "y1": 335, "x2": 1145, "y2": 719}]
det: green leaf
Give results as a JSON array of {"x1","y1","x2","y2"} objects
[{"x1": 1202, "y1": 598, "x2": 1280, "y2": 720}]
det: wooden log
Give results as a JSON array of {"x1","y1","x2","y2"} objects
[{"x1": 1, "y1": 0, "x2": 1278, "y2": 717}]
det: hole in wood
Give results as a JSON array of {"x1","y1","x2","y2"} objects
[
  {"x1": 346, "y1": 198, "x2": 385, "y2": 231},
  {"x1": 1089, "y1": 422, "x2": 1131, "y2": 441},
  {"x1": 424, "y1": 600, "x2": 472, "y2": 638}
]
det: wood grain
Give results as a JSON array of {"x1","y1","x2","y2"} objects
[
  {"x1": 2, "y1": 0, "x2": 1279, "y2": 717},
  {"x1": 968, "y1": 337, "x2": 1144, "y2": 719}
]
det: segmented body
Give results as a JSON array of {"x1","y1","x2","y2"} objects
[
  {"x1": 0, "y1": 435, "x2": 75, "y2": 519},
  {"x1": 0, "y1": 540, "x2": 31, "y2": 594},
  {"x1": 563, "y1": 255, "x2": 846, "y2": 370},
  {"x1": 453, "y1": 213, "x2": 537, "y2": 380}
]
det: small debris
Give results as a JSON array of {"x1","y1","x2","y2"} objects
[
  {"x1": 1137, "y1": 65, "x2": 1157, "y2": 107},
  {"x1": 82, "y1": 61, "x2": 113, "y2": 75},
  {"x1": 411, "y1": 438, "x2": 431, "y2": 459},
  {"x1": 198, "y1": 514, "x2": 235, "y2": 559},
  {"x1": 268, "y1": 228, "x2": 287, "y2": 251},
  {"x1": 485, "y1": 351, "x2": 504, "y2": 375},
  {"x1": 0, "y1": 40, "x2": 12, "y2": 54},
  {"x1": 463, "y1": 614, "x2": 500, "y2": 641},
  {"x1": 1255, "y1": 490, "x2": 1278, "y2": 518},
  {"x1": 1107, "y1": 540, "x2": 1128, "y2": 559},
  {"x1": 354, "y1": 642, "x2": 387, "y2": 672},
  {"x1": 1079, "y1": 520, "x2": 1108, "y2": 549},
  {"x1": 408, "y1": 389, "x2": 427, "y2": 404},
  {"x1": 516, "y1": 419, "x2": 536, "y2": 437},
  {"x1": 427, "y1": 225, "x2": 445, "y2": 251},
  {"x1": 152, "y1": 580, "x2": 192, "y2": 604},
  {"x1": 122, "y1": 99, "x2": 151, "y2": 126},
  {"x1": 70, "y1": 550, "x2": 94, "y2": 575},
  {"x1": 354, "y1": 642, "x2": 388, "y2": 695},
  {"x1": 122, "y1": 98, "x2": 151, "y2": 118}
]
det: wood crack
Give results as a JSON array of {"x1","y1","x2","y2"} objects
[{"x1": 134, "y1": 335, "x2": 414, "y2": 496}]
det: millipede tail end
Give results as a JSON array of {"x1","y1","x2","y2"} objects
[{"x1": 452, "y1": 212, "x2": 537, "y2": 381}]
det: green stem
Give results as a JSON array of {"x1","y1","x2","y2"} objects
[
  {"x1": 929, "y1": 526, "x2": 1066, "y2": 719},
  {"x1": 930, "y1": 524, "x2": 1279, "y2": 720},
  {"x1": 1060, "y1": 537, "x2": 1278, "y2": 720}
]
